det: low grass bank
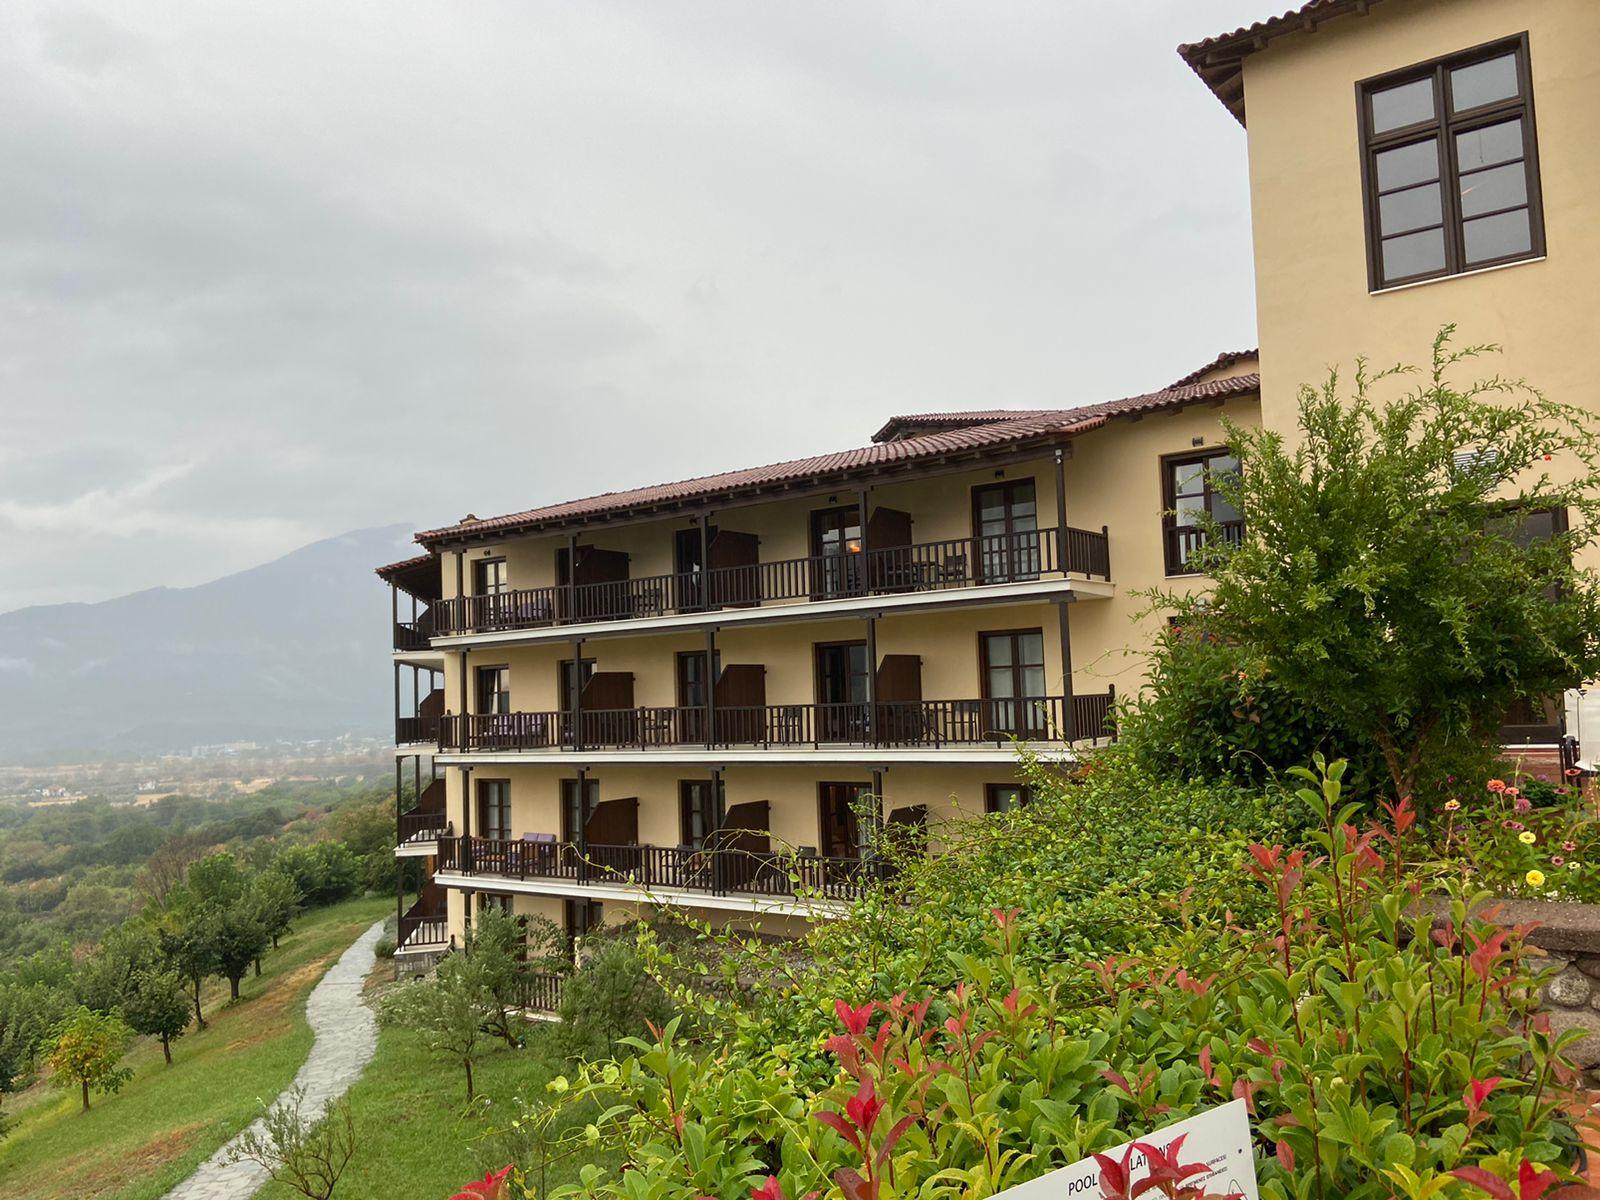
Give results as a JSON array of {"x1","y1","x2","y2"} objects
[
  {"x1": 261, "y1": 967, "x2": 613, "y2": 1200},
  {"x1": 0, "y1": 895, "x2": 390, "y2": 1200}
]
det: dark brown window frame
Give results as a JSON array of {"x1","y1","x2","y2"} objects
[
  {"x1": 472, "y1": 555, "x2": 508, "y2": 595},
  {"x1": 1357, "y1": 32, "x2": 1544, "y2": 292},
  {"x1": 977, "y1": 628, "x2": 1048, "y2": 700},
  {"x1": 984, "y1": 783, "x2": 1034, "y2": 814},
  {"x1": 1160, "y1": 448, "x2": 1241, "y2": 577},
  {"x1": 474, "y1": 663, "x2": 510, "y2": 715},
  {"x1": 475, "y1": 777, "x2": 512, "y2": 841}
]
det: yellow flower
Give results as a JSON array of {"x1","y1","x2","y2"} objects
[
  {"x1": 1526, "y1": 869, "x2": 1547, "y2": 888},
  {"x1": 1444, "y1": 799, "x2": 1461, "y2": 812},
  {"x1": 1519, "y1": 830, "x2": 1537, "y2": 845}
]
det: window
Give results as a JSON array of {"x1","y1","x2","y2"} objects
[
  {"x1": 1162, "y1": 450, "x2": 1241, "y2": 575},
  {"x1": 564, "y1": 898, "x2": 601, "y2": 946},
  {"x1": 478, "y1": 893, "x2": 512, "y2": 915},
  {"x1": 558, "y1": 658, "x2": 596, "y2": 714},
  {"x1": 972, "y1": 480, "x2": 1041, "y2": 582},
  {"x1": 559, "y1": 777, "x2": 601, "y2": 842},
  {"x1": 679, "y1": 779, "x2": 725, "y2": 849},
  {"x1": 477, "y1": 779, "x2": 511, "y2": 841},
  {"x1": 811, "y1": 506, "x2": 864, "y2": 598},
  {"x1": 815, "y1": 642, "x2": 870, "y2": 742},
  {"x1": 979, "y1": 629, "x2": 1049, "y2": 737},
  {"x1": 473, "y1": 557, "x2": 508, "y2": 595},
  {"x1": 1359, "y1": 34, "x2": 1543, "y2": 290},
  {"x1": 475, "y1": 665, "x2": 510, "y2": 715},
  {"x1": 819, "y1": 782, "x2": 874, "y2": 859},
  {"x1": 985, "y1": 784, "x2": 1034, "y2": 814}
]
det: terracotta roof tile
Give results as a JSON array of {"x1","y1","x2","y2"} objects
[
  {"x1": 1166, "y1": 348, "x2": 1259, "y2": 389},
  {"x1": 1178, "y1": 0, "x2": 1386, "y2": 125},
  {"x1": 414, "y1": 373, "x2": 1259, "y2": 547},
  {"x1": 375, "y1": 552, "x2": 435, "y2": 580}
]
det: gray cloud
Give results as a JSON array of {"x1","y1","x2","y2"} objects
[{"x1": 0, "y1": 0, "x2": 1266, "y2": 611}]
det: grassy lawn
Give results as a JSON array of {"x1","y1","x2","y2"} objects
[
  {"x1": 260, "y1": 976, "x2": 609, "y2": 1200},
  {"x1": 0, "y1": 895, "x2": 390, "y2": 1200}
]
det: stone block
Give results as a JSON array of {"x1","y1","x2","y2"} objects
[
  {"x1": 1548, "y1": 1009, "x2": 1600, "y2": 1069},
  {"x1": 1545, "y1": 968, "x2": 1593, "y2": 1008}
]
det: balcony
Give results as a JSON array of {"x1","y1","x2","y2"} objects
[
  {"x1": 438, "y1": 694, "x2": 1114, "y2": 755},
  {"x1": 394, "y1": 608, "x2": 436, "y2": 652},
  {"x1": 432, "y1": 527, "x2": 1110, "y2": 639},
  {"x1": 438, "y1": 834, "x2": 886, "y2": 905},
  {"x1": 1164, "y1": 520, "x2": 1244, "y2": 576},
  {"x1": 397, "y1": 904, "x2": 449, "y2": 954},
  {"x1": 397, "y1": 777, "x2": 450, "y2": 852}
]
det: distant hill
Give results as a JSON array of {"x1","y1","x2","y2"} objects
[{"x1": 0, "y1": 525, "x2": 417, "y2": 763}]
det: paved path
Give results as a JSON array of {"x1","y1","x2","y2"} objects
[{"x1": 164, "y1": 919, "x2": 387, "y2": 1200}]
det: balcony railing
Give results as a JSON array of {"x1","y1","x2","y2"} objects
[
  {"x1": 397, "y1": 909, "x2": 449, "y2": 952},
  {"x1": 432, "y1": 526, "x2": 1110, "y2": 637},
  {"x1": 439, "y1": 694, "x2": 1115, "y2": 754},
  {"x1": 1164, "y1": 520, "x2": 1244, "y2": 576},
  {"x1": 515, "y1": 971, "x2": 567, "y2": 1014},
  {"x1": 398, "y1": 810, "x2": 450, "y2": 845},
  {"x1": 439, "y1": 835, "x2": 887, "y2": 903},
  {"x1": 394, "y1": 608, "x2": 436, "y2": 651},
  {"x1": 396, "y1": 715, "x2": 441, "y2": 745}
]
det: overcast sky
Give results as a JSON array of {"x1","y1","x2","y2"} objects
[{"x1": 0, "y1": 1, "x2": 1270, "y2": 613}]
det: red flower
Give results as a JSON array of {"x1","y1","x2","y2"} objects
[{"x1": 451, "y1": 1165, "x2": 513, "y2": 1200}]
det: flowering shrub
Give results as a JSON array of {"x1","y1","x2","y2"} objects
[
  {"x1": 1446, "y1": 772, "x2": 1598, "y2": 901},
  {"x1": 526, "y1": 760, "x2": 1584, "y2": 1200}
]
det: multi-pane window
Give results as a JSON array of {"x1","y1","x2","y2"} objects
[
  {"x1": 473, "y1": 558, "x2": 508, "y2": 595},
  {"x1": 475, "y1": 665, "x2": 510, "y2": 715},
  {"x1": 1163, "y1": 451, "x2": 1241, "y2": 575},
  {"x1": 1359, "y1": 35, "x2": 1543, "y2": 290},
  {"x1": 980, "y1": 629, "x2": 1049, "y2": 737},
  {"x1": 984, "y1": 784, "x2": 1033, "y2": 814},
  {"x1": 477, "y1": 779, "x2": 511, "y2": 841},
  {"x1": 679, "y1": 779, "x2": 724, "y2": 849},
  {"x1": 973, "y1": 480, "x2": 1041, "y2": 582}
]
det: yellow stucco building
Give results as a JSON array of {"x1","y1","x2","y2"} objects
[{"x1": 382, "y1": 0, "x2": 1596, "y2": 963}]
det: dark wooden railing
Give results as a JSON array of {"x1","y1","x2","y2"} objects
[
  {"x1": 1164, "y1": 520, "x2": 1245, "y2": 576},
  {"x1": 439, "y1": 835, "x2": 886, "y2": 903},
  {"x1": 398, "y1": 810, "x2": 450, "y2": 845},
  {"x1": 439, "y1": 695, "x2": 1114, "y2": 753},
  {"x1": 398, "y1": 908, "x2": 448, "y2": 951},
  {"x1": 396, "y1": 715, "x2": 441, "y2": 745},
  {"x1": 394, "y1": 607, "x2": 436, "y2": 651},
  {"x1": 432, "y1": 526, "x2": 1111, "y2": 637}
]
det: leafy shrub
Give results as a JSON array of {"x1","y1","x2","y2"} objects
[
  {"x1": 271, "y1": 842, "x2": 359, "y2": 907},
  {"x1": 532, "y1": 761, "x2": 1583, "y2": 1200},
  {"x1": 374, "y1": 937, "x2": 396, "y2": 960},
  {"x1": 1445, "y1": 772, "x2": 1597, "y2": 900},
  {"x1": 550, "y1": 929, "x2": 674, "y2": 1063}
]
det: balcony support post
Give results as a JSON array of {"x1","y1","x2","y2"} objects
[
  {"x1": 454, "y1": 551, "x2": 465, "y2": 632},
  {"x1": 865, "y1": 615, "x2": 879, "y2": 746},
  {"x1": 1057, "y1": 600, "x2": 1077, "y2": 742},
  {"x1": 710, "y1": 766, "x2": 725, "y2": 895},
  {"x1": 857, "y1": 488, "x2": 870, "y2": 595},
  {"x1": 704, "y1": 628, "x2": 717, "y2": 750},
  {"x1": 1053, "y1": 447, "x2": 1069, "y2": 575},
  {"x1": 565, "y1": 533, "x2": 578, "y2": 624},
  {"x1": 392, "y1": 660, "x2": 402, "y2": 742},
  {"x1": 395, "y1": 753, "x2": 404, "y2": 852},
  {"x1": 870, "y1": 768, "x2": 886, "y2": 870},
  {"x1": 457, "y1": 648, "x2": 470, "y2": 751},
  {"x1": 576, "y1": 767, "x2": 590, "y2": 885},
  {"x1": 391, "y1": 582, "x2": 399, "y2": 648},
  {"x1": 698, "y1": 512, "x2": 712, "y2": 612},
  {"x1": 572, "y1": 638, "x2": 585, "y2": 752}
]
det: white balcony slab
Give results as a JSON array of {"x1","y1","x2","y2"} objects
[
  {"x1": 435, "y1": 868, "x2": 852, "y2": 918},
  {"x1": 437, "y1": 743, "x2": 1089, "y2": 767},
  {"x1": 430, "y1": 575, "x2": 1113, "y2": 650}
]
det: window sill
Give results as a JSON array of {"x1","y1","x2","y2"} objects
[{"x1": 1371, "y1": 254, "x2": 1546, "y2": 297}]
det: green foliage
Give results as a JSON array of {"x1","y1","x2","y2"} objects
[
  {"x1": 1444, "y1": 775, "x2": 1600, "y2": 901},
  {"x1": 272, "y1": 842, "x2": 360, "y2": 908},
  {"x1": 469, "y1": 908, "x2": 566, "y2": 1047},
  {"x1": 251, "y1": 870, "x2": 303, "y2": 949},
  {"x1": 551, "y1": 931, "x2": 675, "y2": 1063},
  {"x1": 1174, "y1": 330, "x2": 1600, "y2": 804},
  {"x1": 229, "y1": 1085, "x2": 357, "y2": 1200},
  {"x1": 45, "y1": 1006, "x2": 134, "y2": 1112},
  {"x1": 532, "y1": 763, "x2": 1580, "y2": 1200},
  {"x1": 75, "y1": 921, "x2": 162, "y2": 1014},
  {"x1": 380, "y1": 950, "x2": 496, "y2": 1105},
  {"x1": 211, "y1": 904, "x2": 272, "y2": 1000},
  {"x1": 1118, "y1": 624, "x2": 1360, "y2": 789},
  {"x1": 119, "y1": 968, "x2": 192, "y2": 1065}
]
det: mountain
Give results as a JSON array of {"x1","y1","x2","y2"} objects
[{"x1": 0, "y1": 525, "x2": 417, "y2": 763}]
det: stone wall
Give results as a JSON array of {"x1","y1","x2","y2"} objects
[{"x1": 1473, "y1": 897, "x2": 1600, "y2": 1069}]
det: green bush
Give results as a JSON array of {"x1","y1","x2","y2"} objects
[
  {"x1": 374, "y1": 936, "x2": 396, "y2": 960},
  {"x1": 550, "y1": 929, "x2": 674, "y2": 1063},
  {"x1": 270, "y1": 842, "x2": 359, "y2": 907}
]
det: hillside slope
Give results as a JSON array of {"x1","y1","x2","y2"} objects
[{"x1": 0, "y1": 525, "x2": 416, "y2": 762}]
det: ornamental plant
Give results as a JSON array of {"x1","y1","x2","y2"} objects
[
  {"x1": 526, "y1": 759, "x2": 1584, "y2": 1200},
  {"x1": 1446, "y1": 771, "x2": 1599, "y2": 901}
]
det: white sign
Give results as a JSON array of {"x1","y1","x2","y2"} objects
[{"x1": 995, "y1": 1100, "x2": 1259, "y2": 1200}]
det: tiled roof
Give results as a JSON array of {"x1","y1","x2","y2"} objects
[
  {"x1": 870, "y1": 410, "x2": 1052, "y2": 444},
  {"x1": 375, "y1": 553, "x2": 434, "y2": 580},
  {"x1": 1166, "y1": 348, "x2": 1259, "y2": 390},
  {"x1": 1178, "y1": 0, "x2": 1386, "y2": 125},
  {"x1": 414, "y1": 372, "x2": 1260, "y2": 547}
]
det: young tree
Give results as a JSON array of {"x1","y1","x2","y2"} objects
[
  {"x1": 185, "y1": 851, "x2": 248, "y2": 908},
  {"x1": 227, "y1": 1086, "x2": 358, "y2": 1200},
  {"x1": 379, "y1": 951, "x2": 494, "y2": 1104},
  {"x1": 160, "y1": 908, "x2": 221, "y2": 1029},
  {"x1": 251, "y1": 870, "x2": 302, "y2": 951},
  {"x1": 213, "y1": 905, "x2": 271, "y2": 1001},
  {"x1": 75, "y1": 922, "x2": 161, "y2": 1014},
  {"x1": 120, "y1": 969, "x2": 192, "y2": 1065},
  {"x1": 1180, "y1": 330, "x2": 1600, "y2": 802},
  {"x1": 467, "y1": 908, "x2": 562, "y2": 1047},
  {"x1": 45, "y1": 1007, "x2": 133, "y2": 1112}
]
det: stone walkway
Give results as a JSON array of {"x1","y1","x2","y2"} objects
[{"x1": 163, "y1": 918, "x2": 387, "y2": 1200}]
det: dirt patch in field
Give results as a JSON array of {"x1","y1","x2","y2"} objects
[
  {"x1": 218, "y1": 956, "x2": 332, "y2": 1051},
  {"x1": 33, "y1": 1122, "x2": 207, "y2": 1200}
]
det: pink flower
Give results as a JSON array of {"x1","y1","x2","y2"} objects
[
  {"x1": 1563, "y1": 841, "x2": 1577, "y2": 852},
  {"x1": 1488, "y1": 779, "x2": 1507, "y2": 793},
  {"x1": 1514, "y1": 797, "x2": 1532, "y2": 813},
  {"x1": 1503, "y1": 819, "x2": 1523, "y2": 831},
  {"x1": 1552, "y1": 856, "x2": 1565, "y2": 866}
]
